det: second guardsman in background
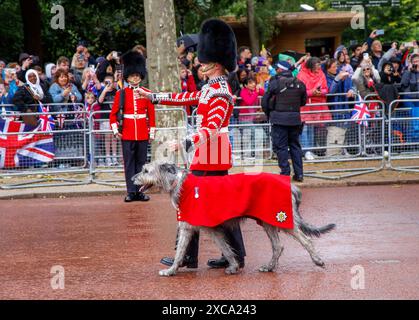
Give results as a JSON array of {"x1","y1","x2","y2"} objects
[{"x1": 110, "y1": 51, "x2": 156, "y2": 202}]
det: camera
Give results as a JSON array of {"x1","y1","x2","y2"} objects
[
  {"x1": 375, "y1": 29, "x2": 385, "y2": 36},
  {"x1": 105, "y1": 80, "x2": 112, "y2": 86}
]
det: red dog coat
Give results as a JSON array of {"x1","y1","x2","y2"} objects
[{"x1": 177, "y1": 173, "x2": 294, "y2": 229}]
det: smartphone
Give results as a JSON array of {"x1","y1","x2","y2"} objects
[
  {"x1": 375, "y1": 29, "x2": 384, "y2": 36},
  {"x1": 363, "y1": 52, "x2": 369, "y2": 60},
  {"x1": 112, "y1": 51, "x2": 118, "y2": 59},
  {"x1": 404, "y1": 41, "x2": 414, "y2": 48}
]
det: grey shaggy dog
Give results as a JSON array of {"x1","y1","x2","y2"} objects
[{"x1": 133, "y1": 162, "x2": 336, "y2": 276}]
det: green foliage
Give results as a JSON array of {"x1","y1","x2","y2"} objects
[
  {"x1": 39, "y1": 0, "x2": 146, "y2": 62},
  {"x1": 0, "y1": 0, "x2": 416, "y2": 64},
  {"x1": 321, "y1": 0, "x2": 418, "y2": 46},
  {"x1": 0, "y1": 0, "x2": 24, "y2": 62},
  {"x1": 0, "y1": 0, "x2": 147, "y2": 63}
]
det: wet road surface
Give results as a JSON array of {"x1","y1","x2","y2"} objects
[{"x1": 0, "y1": 184, "x2": 418, "y2": 299}]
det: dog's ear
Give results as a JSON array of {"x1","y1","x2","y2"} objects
[{"x1": 159, "y1": 163, "x2": 178, "y2": 175}]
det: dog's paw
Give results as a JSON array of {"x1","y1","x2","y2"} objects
[
  {"x1": 259, "y1": 265, "x2": 274, "y2": 272},
  {"x1": 225, "y1": 266, "x2": 239, "y2": 275},
  {"x1": 159, "y1": 268, "x2": 176, "y2": 276},
  {"x1": 313, "y1": 257, "x2": 325, "y2": 268}
]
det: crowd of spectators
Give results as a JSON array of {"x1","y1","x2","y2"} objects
[{"x1": 1, "y1": 30, "x2": 418, "y2": 166}]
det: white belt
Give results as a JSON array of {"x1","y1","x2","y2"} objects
[{"x1": 124, "y1": 114, "x2": 146, "y2": 119}]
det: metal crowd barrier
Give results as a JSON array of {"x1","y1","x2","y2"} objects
[
  {"x1": 387, "y1": 98, "x2": 419, "y2": 173},
  {"x1": 0, "y1": 103, "x2": 90, "y2": 189},
  {"x1": 363, "y1": 91, "x2": 419, "y2": 102},
  {"x1": 1, "y1": 92, "x2": 418, "y2": 189},
  {"x1": 299, "y1": 100, "x2": 386, "y2": 179}
]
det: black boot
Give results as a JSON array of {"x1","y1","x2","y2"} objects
[
  {"x1": 136, "y1": 192, "x2": 150, "y2": 201},
  {"x1": 292, "y1": 175, "x2": 304, "y2": 182},
  {"x1": 160, "y1": 256, "x2": 198, "y2": 268},
  {"x1": 124, "y1": 193, "x2": 137, "y2": 202},
  {"x1": 207, "y1": 256, "x2": 245, "y2": 269}
]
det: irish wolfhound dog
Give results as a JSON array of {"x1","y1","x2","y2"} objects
[{"x1": 133, "y1": 162, "x2": 336, "y2": 276}]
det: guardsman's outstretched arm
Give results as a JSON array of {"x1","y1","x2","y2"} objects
[{"x1": 137, "y1": 87, "x2": 201, "y2": 106}]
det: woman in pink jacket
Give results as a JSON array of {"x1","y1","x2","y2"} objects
[
  {"x1": 297, "y1": 57, "x2": 331, "y2": 159},
  {"x1": 238, "y1": 77, "x2": 265, "y2": 159}
]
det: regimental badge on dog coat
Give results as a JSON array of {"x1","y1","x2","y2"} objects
[{"x1": 178, "y1": 173, "x2": 294, "y2": 229}]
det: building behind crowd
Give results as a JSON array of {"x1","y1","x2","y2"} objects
[{"x1": 225, "y1": 11, "x2": 357, "y2": 57}]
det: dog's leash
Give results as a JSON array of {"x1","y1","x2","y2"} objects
[{"x1": 166, "y1": 139, "x2": 190, "y2": 170}]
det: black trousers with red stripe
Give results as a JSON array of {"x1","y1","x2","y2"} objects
[{"x1": 179, "y1": 170, "x2": 246, "y2": 262}]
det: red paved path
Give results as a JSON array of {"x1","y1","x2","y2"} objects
[{"x1": 0, "y1": 185, "x2": 418, "y2": 299}]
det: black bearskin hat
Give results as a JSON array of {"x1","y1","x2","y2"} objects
[
  {"x1": 121, "y1": 51, "x2": 146, "y2": 80},
  {"x1": 197, "y1": 19, "x2": 237, "y2": 72}
]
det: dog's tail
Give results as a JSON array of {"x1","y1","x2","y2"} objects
[
  {"x1": 299, "y1": 221, "x2": 336, "y2": 238},
  {"x1": 291, "y1": 184, "x2": 336, "y2": 237}
]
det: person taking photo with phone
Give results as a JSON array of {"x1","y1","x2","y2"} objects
[{"x1": 366, "y1": 30, "x2": 385, "y2": 69}]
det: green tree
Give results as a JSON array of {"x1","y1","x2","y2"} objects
[
  {"x1": 0, "y1": 0, "x2": 24, "y2": 62},
  {"x1": 0, "y1": 0, "x2": 148, "y2": 63},
  {"x1": 320, "y1": 0, "x2": 418, "y2": 46}
]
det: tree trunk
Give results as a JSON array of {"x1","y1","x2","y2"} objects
[
  {"x1": 143, "y1": 0, "x2": 185, "y2": 164},
  {"x1": 247, "y1": 0, "x2": 260, "y2": 55},
  {"x1": 19, "y1": 0, "x2": 43, "y2": 60},
  {"x1": 144, "y1": 0, "x2": 180, "y2": 92}
]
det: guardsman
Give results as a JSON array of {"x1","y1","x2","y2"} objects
[{"x1": 110, "y1": 51, "x2": 156, "y2": 202}]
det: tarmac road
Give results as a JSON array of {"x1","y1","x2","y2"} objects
[{"x1": 0, "y1": 184, "x2": 418, "y2": 300}]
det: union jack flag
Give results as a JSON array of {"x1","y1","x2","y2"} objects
[
  {"x1": 74, "y1": 103, "x2": 85, "y2": 129},
  {"x1": 38, "y1": 102, "x2": 55, "y2": 132},
  {"x1": 351, "y1": 101, "x2": 371, "y2": 127},
  {"x1": 0, "y1": 118, "x2": 55, "y2": 168}
]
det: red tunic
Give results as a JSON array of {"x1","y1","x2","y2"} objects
[
  {"x1": 177, "y1": 173, "x2": 294, "y2": 229},
  {"x1": 109, "y1": 86, "x2": 156, "y2": 141},
  {"x1": 152, "y1": 76, "x2": 234, "y2": 171}
]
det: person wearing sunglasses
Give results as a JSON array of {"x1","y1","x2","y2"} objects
[{"x1": 352, "y1": 57, "x2": 381, "y2": 99}]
